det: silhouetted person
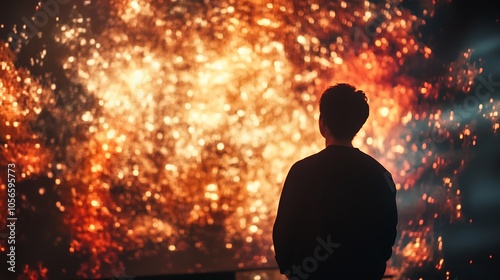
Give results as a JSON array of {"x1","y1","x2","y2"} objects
[{"x1": 273, "y1": 83, "x2": 398, "y2": 280}]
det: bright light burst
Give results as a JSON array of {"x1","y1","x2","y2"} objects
[{"x1": 1, "y1": 0, "x2": 499, "y2": 279}]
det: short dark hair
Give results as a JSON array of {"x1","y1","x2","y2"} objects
[{"x1": 319, "y1": 83, "x2": 369, "y2": 141}]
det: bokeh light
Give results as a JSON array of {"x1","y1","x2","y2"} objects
[{"x1": 1, "y1": 0, "x2": 499, "y2": 279}]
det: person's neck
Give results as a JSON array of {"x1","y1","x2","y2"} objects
[{"x1": 325, "y1": 137, "x2": 353, "y2": 148}]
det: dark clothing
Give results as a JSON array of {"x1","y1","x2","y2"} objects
[{"x1": 273, "y1": 145, "x2": 398, "y2": 280}]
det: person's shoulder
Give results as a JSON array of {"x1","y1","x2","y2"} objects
[
  {"x1": 355, "y1": 149, "x2": 390, "y2": 173},
  {"x1": 289, "y1": 149, "x2": 326, "y2": 171},
  {"x1": 355, "y1": 149, "x2": 396, "y2": 192}
]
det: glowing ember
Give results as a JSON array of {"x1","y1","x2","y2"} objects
[
  {"x1": 1, "y1": 0, "x2": 499, "y2": 279},
  {"x1": 0, "y1": 44, "x2": 55, "y2": 176}
]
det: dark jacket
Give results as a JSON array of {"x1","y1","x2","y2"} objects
[{"x1": 273, "y1": 145, "x2": 398, "y2": 280}]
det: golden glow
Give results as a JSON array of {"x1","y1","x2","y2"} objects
[{"x1": 2, "y1": 0, "x2": 499, "y2": 279}]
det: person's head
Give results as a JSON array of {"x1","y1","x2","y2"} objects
[{"x1": 319, "y1": 83, "x2": 369, "y2": 142}]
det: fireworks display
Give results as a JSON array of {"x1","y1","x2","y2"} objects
[{"x1": 1, "y1": 0, "x2": 499, "y2": 279}]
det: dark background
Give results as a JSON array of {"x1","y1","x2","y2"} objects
[{"x1": 1, "y1": 0, "x2": 500, "y2": 279}]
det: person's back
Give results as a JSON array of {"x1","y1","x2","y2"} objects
[{"x1": 273, "y1": 84, "x2": 398, "y2": 280}]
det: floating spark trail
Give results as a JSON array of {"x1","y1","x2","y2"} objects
[{"x1": 1, "y1": 0, "x2": 498, "y2": 279}]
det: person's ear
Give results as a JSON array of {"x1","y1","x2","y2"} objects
[{"x1": 319, "y1": 115, "x2": 327, "y2": 138}]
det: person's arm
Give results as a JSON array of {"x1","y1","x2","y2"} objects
[
  {"x1": 382, "y1": 171, "x2": 398, "y2": 261},
  {"x1": 273, "y1": 163, "x2": 301, "y2": 274}
]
